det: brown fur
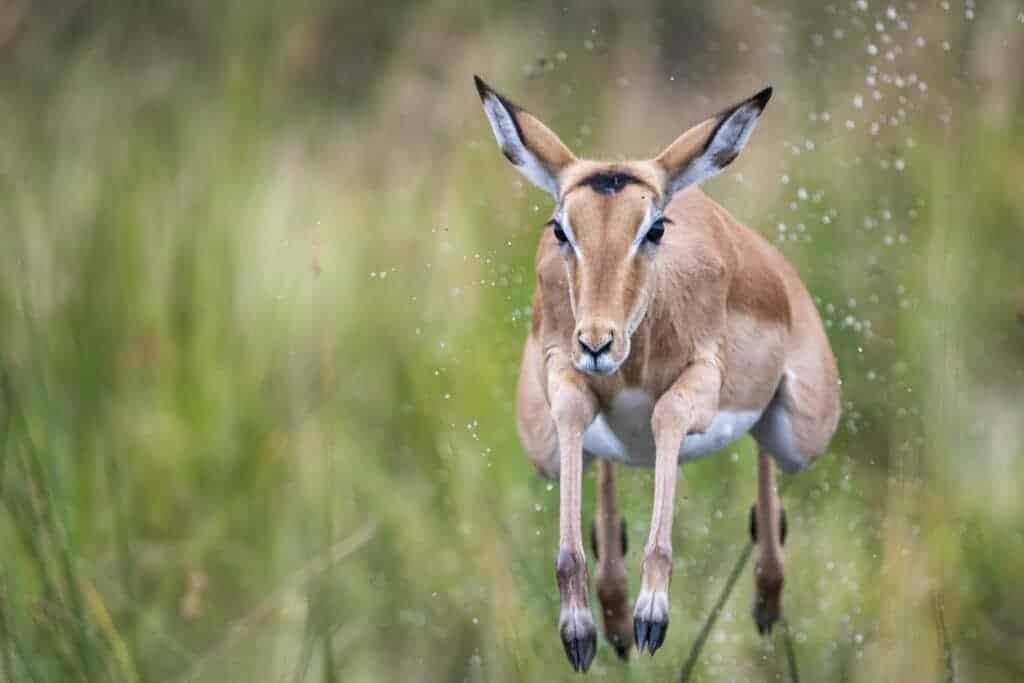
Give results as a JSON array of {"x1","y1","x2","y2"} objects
[
  {"x1": 477, "y1": 76, "x2": 839, "y2": 664},
  {"x1": 521, "y1": 181, "x2": 837, "y2": 475}
]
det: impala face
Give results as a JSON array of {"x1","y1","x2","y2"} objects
[
  {"x1": 474, "y1": 74, "x2": 771, "y2": 382},
  {"x1": 553, "y1": 178, "x2": 666, "y2": 375}
]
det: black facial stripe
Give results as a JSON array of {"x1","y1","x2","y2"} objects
[{"x1": 580, "y1": 172, "x2": 641, "y2": 195}]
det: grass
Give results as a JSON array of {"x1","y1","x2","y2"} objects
[{"x1": 1, "y1": 1, "x2": 1023, "y2": 681}]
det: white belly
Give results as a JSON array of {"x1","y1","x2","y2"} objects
[{"x1": 582, "y1": 389, "x2": 761, "y2": 467}]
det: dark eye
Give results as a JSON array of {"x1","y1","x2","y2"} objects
[
  {"x1": 550, "y1": 221, "x2": 568, "y2": 244},
  {"x1": 645, "y1": 218, "x2": 668, "y2": 244}
]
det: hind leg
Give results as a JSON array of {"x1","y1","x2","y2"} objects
[
  {"x1": 750, "y1": 448, "x2": 786, "y2": 634},
  {"x1": 590, "y1": 460, "x2": 632, "y2": 658},
  {"x1": 747, "y1": 363, "x2": 839, "y2": 633}
]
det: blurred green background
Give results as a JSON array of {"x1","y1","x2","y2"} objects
[{"x1": 1, "y1": 1, "x2": 1022, "y2": 681}]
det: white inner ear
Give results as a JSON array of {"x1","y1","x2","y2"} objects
[
  {"x1": 665, "y1": 102, "x2": 764, "y2": 199},
  {"x1": 481, "y1": 94, "x2": 559, "y2": 197}
]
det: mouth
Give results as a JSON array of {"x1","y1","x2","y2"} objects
[{"x1": 574, "y1": 355, "x2": 623, "y2": 376}]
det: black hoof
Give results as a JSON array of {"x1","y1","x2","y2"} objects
[
  {"x1": 753, "y1": 597, "x2": 782, "y2": 635},
  {"x1": 608, "y1": 631, "x2": 632, "y2": 660},
  {"x1": 632, "y1": 592, "x2": 669, "y2": 656},
  {"x1": 749, "y1": 505, "x2": 788, "y2": 546},
  {"x1": 634, "y1": 618, "x2": 647, "y2": 652},
  {"x1": 560, "y1": 609, "x2": 597, "y2": 673},
  {"x1": 590, "y1": 516, "x2": 628, "y2": 561},
  {"x1": 633, "y1": 615, "x2": 668, "y2": 655}
]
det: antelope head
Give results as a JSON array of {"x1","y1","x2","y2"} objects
[{"x1": 475, "y1": 76, "x2": 771, "y2": 376}]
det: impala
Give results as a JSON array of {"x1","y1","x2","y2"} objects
[{"x1": 474, "y1": 75, "x2": 840, "y2": 672}]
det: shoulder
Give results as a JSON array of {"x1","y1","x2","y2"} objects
[{"x1": 667, "y1": 187, "x2": 791, "y2": 327}]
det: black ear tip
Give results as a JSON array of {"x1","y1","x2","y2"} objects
[
  {"x1": 753, "y1": 86, "x2": 773, "y2": 108},
  {"x1": 473, "y1": 74, "x2": 491, "y2": 100}
]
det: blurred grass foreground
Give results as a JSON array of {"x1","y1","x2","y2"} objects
[{"x1": 1, "y1": 2, "x2": 1023, "y2": 682}]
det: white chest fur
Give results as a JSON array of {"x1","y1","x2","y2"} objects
[{"x1": 582, "y1": 389, "x2": 761, "y2": 467}]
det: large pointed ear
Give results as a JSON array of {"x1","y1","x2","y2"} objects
[
  {"x1": 654, "y1": 87, "x2": 772, "y2": 200},
  {"x1": 474, "y1": 75, "x2": 576, "y2": 197}
]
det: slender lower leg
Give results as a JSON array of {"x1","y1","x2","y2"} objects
[
  {"x1": 633, "y1": 417, "x2": 683, "y2": 655},
  {"x1": 594, "y1": 460, "x2": 631, "y2": 657},
  {"x1": 753, "y1": 448, "x2": 785, "y2": 633},
  {"x1": 551, "y1": 381, "x2": 597, "y2": 672},
  {"x1": 634, "y1": 361, "x2": 721, "y2": 656}
]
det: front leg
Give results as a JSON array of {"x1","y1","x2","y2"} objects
[
  {"x1": 634, "y1": 358, "x2": 722, "y2": 655},
  {"x1": 550, "y1": 369, "x2": 599, "y2": 672}
]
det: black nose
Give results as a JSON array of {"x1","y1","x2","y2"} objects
[{"x1": 578, "y1": 335, "x2": 613, "y2": 358}]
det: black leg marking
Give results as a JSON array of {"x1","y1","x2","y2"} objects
[
  {"x1": 749, "y1": 504, "x2": 788, "y2": 545},
  {"x1": 749, "y1": 504, "x2": 757, "y2": 543},
  {"x1": 590, "y1": 516, "x2": 628, "y2": 560}
]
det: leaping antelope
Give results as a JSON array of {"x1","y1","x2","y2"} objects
[{"x1": 474, "y1": 76, "x2": 840, "y2": 672}]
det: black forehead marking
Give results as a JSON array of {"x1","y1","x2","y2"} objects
[{"x1": 580, "y1": 172, "x2": 641, "y2": 195}]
